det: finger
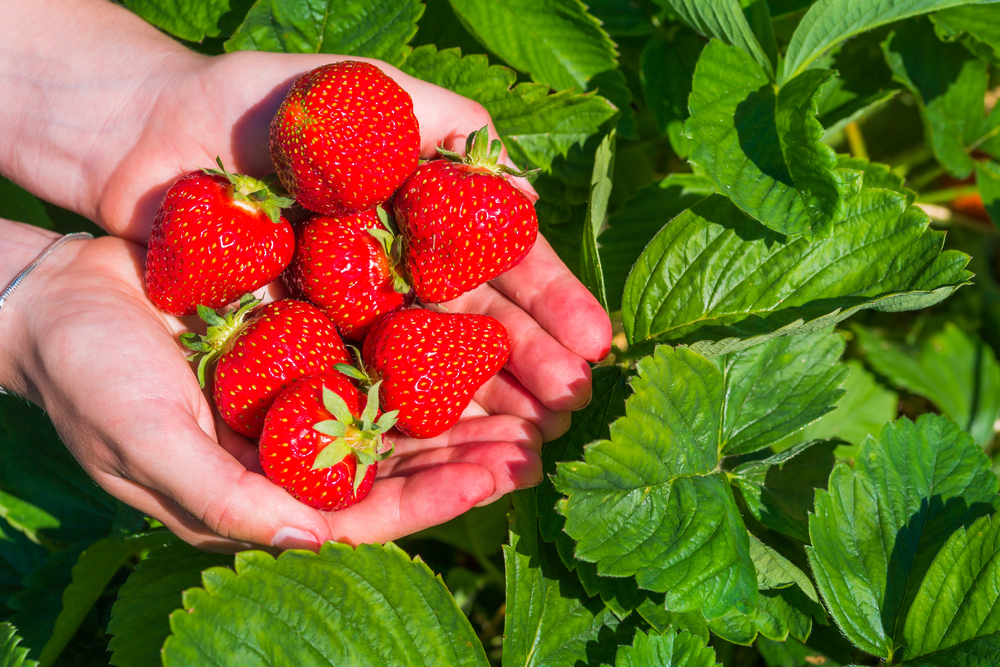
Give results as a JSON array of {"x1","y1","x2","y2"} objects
[
  {"x1": 474, "y1": 370, "x2": 571, "y2": 442},
  {"x1": 325, "y1": 463, "x2": 495, "y2": 545},
  {"x1": 378, "y1": 441, "x2": 541, "y2": 506},
  {"x1": 453, "y1": 284, "x2": 593, "y2": 412},
  {"x1": 489, "y1": 235, "x2": 611, "y2": 362},
  {"x1": 94, "y1": 406, "x2": 335, "y2": 551},
  {"x1": 388, "y1": 413, "x2": 542, "y2": 456}
]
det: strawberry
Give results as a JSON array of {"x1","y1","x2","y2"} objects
[
  {"x1": 181, "y1": 295, "x2": 349, "y2": 438},
  {"x1": 392, "y1": 127, "x2": 538, "y2": 303},
  {"x1": 259, "y1": 373, "x2": 396, "y2": 511},
  {"x1": 269, "y1": 61, "x2": 420, "y2": 216},
  {"x1": 282, "y1": 208, "x2": 411, "y2": 341},
  {"x1": 361, "y1": 309, "x2": 510, "y2": 438},
  {"x1": 145, "y1": 158, "x2": 294, "y2": 316}
]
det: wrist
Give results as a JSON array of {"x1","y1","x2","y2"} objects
[{"x1": 0, "y1": 221, "x2": 78, "y2": 397}]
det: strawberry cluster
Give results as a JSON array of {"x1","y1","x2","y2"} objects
[{"x1": 142, "y1": 61, "x2": 538, "y2": 511}]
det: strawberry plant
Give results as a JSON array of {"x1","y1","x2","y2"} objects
[{"x1": 8, "y1": 0, "x2": 1000, "y2": 665}]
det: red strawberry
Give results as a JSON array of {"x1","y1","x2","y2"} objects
[
  {"x1": 392, "y1": 127, "x2": 538, "y2": 303},
  {"x1": 269, "y1": 61, "x2": 420, "y2": 216},
  {"x1": 282, "y1": 208, "x2": 411, "y2": 341},
  {"x1": 145, "y1": 159, "x2": 294, "y2": 316},
  {"x1": 181, "y1": 295, "x2": 349, "y2": 438},
  {"x1": 362, "y1": 309, "x2": 510, "y2": 438},
  {"x1": 260, "y1": 373, "x2": 395, "y2": 511}
]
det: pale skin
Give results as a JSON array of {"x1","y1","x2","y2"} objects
[{"x1": 0, "y1": 0, "x2": 612, "y2": 552}]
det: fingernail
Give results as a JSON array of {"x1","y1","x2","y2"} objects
[{"x1": 272, "y1": 527, "x2": 322, "y2": 552}]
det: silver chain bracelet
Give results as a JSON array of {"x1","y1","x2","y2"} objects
[{"x1": 0, "y1": 232, "x2": 94, "y2": 394}]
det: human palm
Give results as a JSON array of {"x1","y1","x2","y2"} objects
[{"x1": 25, "y1": 50, "x2": 609, "y2": 552}]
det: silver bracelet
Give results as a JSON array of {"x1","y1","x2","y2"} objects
[{"x1": 0, "y1": 232, "x2": 94, "y2": 395}]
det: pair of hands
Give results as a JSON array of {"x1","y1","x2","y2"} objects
[{"x1": 0, "y1": 50, "x2": 611, "y2": 553}]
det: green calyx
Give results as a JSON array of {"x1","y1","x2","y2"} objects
[
  {"x1": 203, "y1": 157, "x2": 295, "y2": 224},
  {"x1": 179, "y1": 293, "x2": 259, "y2": 387},
  {"x1": 435, "y1": 126, "x2": 539, "y2": 178},
  {"x1": 311, "y1": 381, "x2": 398, "y2": 496},
  {"x1": 368, "y1": 207, "x2": 411, "y2": 295}
]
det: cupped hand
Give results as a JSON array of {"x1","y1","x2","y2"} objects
[{"x1": 26, "y1": 49, "x2": 611, "y2": 552}]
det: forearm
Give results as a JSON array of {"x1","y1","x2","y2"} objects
[{"x1": 0, "y1": 0, "x2": 197, "y2": 229}]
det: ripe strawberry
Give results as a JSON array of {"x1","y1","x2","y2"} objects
[
  {"x1": 392, "y1": 127, "x2": 538, "y2": 303},
  {"x1": 260, "y1": 373, "x2": 396, "y2": 511},
  {"x1": 181, "y1": 295, "x2": 349, "y2": 438},
  {"x1": 282, "y1": 208, "x2": 411, "y2": 341},
  {"x1": 145, "y1": 159, "x2": 294, "y2": 316},
  {"x1": 269, "y1": 61, "x2": 420, "y2": 216},
  {"x1": 362, "y1": 309, "x2": 510, "y2": 438}
]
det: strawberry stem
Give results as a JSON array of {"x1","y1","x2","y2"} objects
[
  {"x1": 204, "y1": 157, "x2": 295, "y2": 224},
  {"x1": 435, "y1": 126, "x2": 539, "y2": 178}
]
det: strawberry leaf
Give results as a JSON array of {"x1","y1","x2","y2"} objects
[
  {"x1": 0, "y1": 622, "x2": 37, "y2": 667},
  {"x1": 608, "y1": 628, "x2": 719, "y2": 667},
  {"x1": 660, "y1": 0, "x2": 775, "y2": 79},
  {"x1": 312, "y1": 420, "x2": 347, "y2": 438},
  {"x1": 376, "y1": 411, "x2": 399, "y2": 431},
  {"x1": 161, "y1": 544, "x2": 490, "y2": 665}
]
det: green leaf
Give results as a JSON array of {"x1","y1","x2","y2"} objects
[
  {"x1": 883, "y1": 18, "x2": 993, "y2": 179},
  {"x1": 900, "y1": 513, "x2": 1000, "y2": 662},
  {"x1": 978, "y1": 160, "x2": 1000, "y2": 232},
  {"x1": 837, "y1": 155, "x2": 916, "y2": 205},
  {"x1": 816, "y1": 31, "x2": 901, "y2": 139},
  {"x1": 658, "y1": 0, "x2": 774, "y2": 78},
  {"x1": 731, "y1": 441, "x2": 838, "y2": 542},
  {"x1": 707, "y1": 587, "x2": 813, "y2": 645},
  {"x1": 0, "y1": 623, "x2": 37, "y2": 667},
  {"x1": 162, "y1": 543, "x2": 489, "y2": 665},
  {"x1": 400, "y1": 45, "x2": 617, "y2": 172},
  {"x1": 756, "y1": 636, "x2": 844, "y2": 667},
  {"x1": 640, "y1": 30, "x2": 706, "y2": 157},
  {"x1": 37, "y1": 534, "x2": 167, "y2": 667},
  {"x1": 775, "y1": 360, "x2": 899, "y2": 459},
  {"x1": 716, "y1": 329, "x2": 847, "y2": 456},
  {"x1": 780, "y1": 0, "x2": 992, "y2": 84},
  {"x1": 554, "y1": 346, "x2": 757, "y2": 619},
  {"x1": 580, "y1": 131, "x2": 614, "y2": 311},
  {"x1": 7, "y1": 544, "x2": 85, "y2": 661},
  {"x1": 609, "y1": 628, "x2": 719, "y2": 667},
  {"x1": 124, "y1": 0, "x2": 229, "y2": 42},
  {"x1": 635, "y1": 600, "x2": 710, "y2": 642},
  {"x1": 407, "y1": 500, "x2": 510, "y2": 561},
  {"x1": 599, "y1": 175, "x2": 712, "y2": 313},
  {"x1": 0, "y1": 397, "x2": 118, "y2": 545},
  {"x1": 807, "y1": 414, "x2": 999, "y2": 659},
  {"x1": 225, "y1": 0, "x2": 424, "y2": 66},
  {"x1": 686, "y1": 40, "x2": 860, "y2": 237},
  {"x1": 622, "y1": 193, "x2": 971, "y2": 355},
  {"x1": 0, "y1": 494, "x2": 59, "y2": 546},
  {"x1": 446, "y1": 0, "x2": 618, "y2": 91},
  {"x1": 932, "y1": 3, "x2": 1000, "y2": 63},
  {"x1": 749, "y1": 535, "x2": 818, "y2": 602},
  {"x1": 502, "y1": 491, "x2": 618, "y2": 667},
  {"x1": 855, "y1": 323, "x2": 1000, "y2": 447},
  {"x1": 585, "y1": 0, "x2": 655, "y2": 36},
  {"x1": 109, "y1": 540, "x2": 233, "y2": 667},
  {"x1": 0, "y1": 178, "x2": 52, "y2": 229}
]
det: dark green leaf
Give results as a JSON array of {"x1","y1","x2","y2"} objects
[
  {"x1": 598, "y1": 175, "x2": 711, "y2": 312},
  {"x1": 639, "y1": 30, "x2": 705, "y2": 157},
  {"x1": 707, "y1": 587, "x2": 812, "y2": 645},
  {"x1": 749, "y1": 535, "x2": 818, "y2": 602},
  {"x1": 883, "y1": 18, "x2": 993, "y2": 179},
  {"x1": 225, "y1": 0, "x2": 424, "y2": 66},
  {"x1": 407, "y1": 501, "x2": 510, "y2": 560},
  {"x1": 609, "y1": 628, "x2": 719, "y2": 666},
  {"x1": 976, "y1": 160, "x2": 1000, "y2": 232},
  {"x1": 124, "y1": 0, "x2": 229, "y2": 42},
  {"x1": 0, "y1": 178, "x2": 52, "y2": 229},
  {"x1": 586, "y1": 0, "x2": 656, "y2": 36},
  {"x1": 0, "y1": 493, "x2": 59, "y2": 546},
  {"x1": 447, "y1": 0, "x2": 618, "y2": 91},
  {"x1": 635, "y1": 599, "x2": 710, "y2": 642},
  {"x1": 837, "y1": 155, "x2": 916, "y2": 205},
  {"x1": 731, "y1": 441, "x2": 838, "y2": 542},
  {"x1": 0, "y1": 623, "x2": 37, "y2": 667},
  {"x1": 932, "y1": 3, "x2": 1000, "y2": 63},
  {"x1": 162, "y1": 543, "x2": 489, "y2": 665},
  {"x1": 622, "y1": 193, "x2": 971, "y2": 355},
  {"x1": 900, "y1": 512, "x2": 1000, "y2": 663},
  {"x1": 586, "y1": 68, "x2": 636, "y2": 140},
  {"x1": 686, "y1": 40, "x2": 861, "y2": 237},
  {"x1": 554, "y1": 346, "x2": 757, "y2": 619},
  {"x1": 400, "y1": 45, "x2": 617, "y2": 172},
  {"x1": 807, "y1": 414, "x2": 999, "y2": 658},
  {"x1": 108, "y1": 540, "x2": 233, "y2": 667},
  {"x1": 658, "y1": 0, "x2": 774, "y2": 77},
  {"x1": 756, "y1": 636, "x2": 845, "y2": 667},
  {"x1": 855, "y1": 323, "x2": 1000, "y2": 446},
  {"x1": 7, "y1": 544, "x2": 85, "y2": 661},
  {"x1": 781, "y1": 0, "x2": 989, "y2": 84},
  {"x1": 502, "y1": 491, "x2": 618, "y2": 667},
  {"x1": 580, "y1": 131, "x2": 615, "y2": 310}
]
